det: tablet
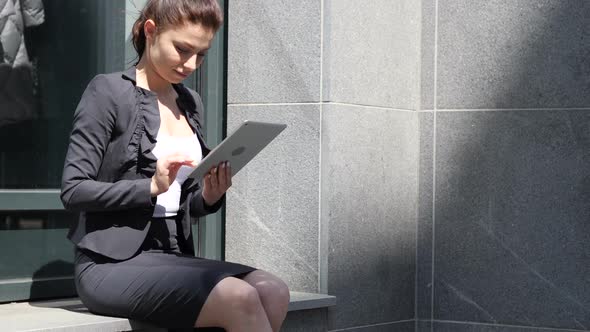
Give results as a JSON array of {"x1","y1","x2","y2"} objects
[{"x1": 187, "y1": 120, "x2": 287, "y2": 182}]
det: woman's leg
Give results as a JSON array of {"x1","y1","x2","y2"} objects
[
  {"x1": 195, "y1": 277, "x2": 272, "y2": 332},
  {"x1": 242, "y1": 270, "x2": 290, "y2": 332}
]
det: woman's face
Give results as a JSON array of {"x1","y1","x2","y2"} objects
[{"x1": 145, "y1": 21, "x2": 215, "y2": 84}]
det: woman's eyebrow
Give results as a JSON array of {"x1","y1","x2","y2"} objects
[{"x1": 177, "y1": 41, "x2": 210, "y2": 52}]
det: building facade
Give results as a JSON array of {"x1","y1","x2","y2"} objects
[{"x1": 225, "y1": 1, "x2": 590, "y2": 331}]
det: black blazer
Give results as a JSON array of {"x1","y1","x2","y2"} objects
[{"x1": 61, "y1": 67, "x2": 223, "y2": 260}]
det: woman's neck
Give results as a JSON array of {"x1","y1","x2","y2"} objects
[{"x1": 135, "y1": 57, "x2": 175, "y2": 96}]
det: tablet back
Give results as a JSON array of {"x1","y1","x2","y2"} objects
[{"x1": 187, "y1": 120, "x2": 287, "y2": 182}]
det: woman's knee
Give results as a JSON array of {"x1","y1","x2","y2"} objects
[
  {"x1": 264, "y1": 279, "x2": 289, "y2": 307},
  {"x1": 227, "y1": 280, "x2": 263, "y2": 314},
  {"x1": 245, "y1": 272, "x2": 290, "y2": 309},
  {"x1": 196, "y1": 277, "x2": 264, "y2": 327}
]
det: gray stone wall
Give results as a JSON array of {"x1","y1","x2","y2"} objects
[
  {"x1": 226, "y1": 0, "x2": 590, "y2": 331},
  {"x1": 226, "y1": 0, "x2": 420, "y2": 330},
  {"x1": 322, "y1": 1, "x2": 420, "y2": 330},
  {"x1": 226, "y1": 0, "x2": 322, "y2": 293},
  {"x1": 417, "y1": 0, "x2": 590, "y2": 331}
]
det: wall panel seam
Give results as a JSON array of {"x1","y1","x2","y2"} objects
[
  {"x1": 228, "y1": 102, "x2": 321, "y2": 107},
  {"x1": 437, "y1": 108, "x2": 590, "y2": 112},
  {"x1": 328, "y1": 319, "x2": 415, "y2": 332},
  {"x1": 432, "y1": 319, "x2": 588, "y2": 332},
  {"x1": 318, "y1": 0, "x2": 326, "y2": 294},
  {"x1": 431, "y1": 0, "x2": 439, "y2": 329}
]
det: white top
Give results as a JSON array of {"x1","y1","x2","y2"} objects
[{"x1": 151, "y1": 133, "x2": 203, "y2": 217}]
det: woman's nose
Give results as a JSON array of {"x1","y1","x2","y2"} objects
[{"x1": 184, "y1": 54, "x2": 199, "y2": 71}]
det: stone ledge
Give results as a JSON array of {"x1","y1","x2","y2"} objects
[
  {"x1": 0, "y1": 292, "x2": 336, "y2": 332},
  {"x1": 288, "y1": 291, "x2": 336, "y2": 311}
]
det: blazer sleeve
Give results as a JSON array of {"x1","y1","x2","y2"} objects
[
  {"x1": 60, "y1": 75, "x2": 153, "y2": 212},
  {"x1": 190, "y1": 188, "x2": 225, "y2": 218}
]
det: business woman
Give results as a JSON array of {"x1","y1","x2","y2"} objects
[{"x1": 61, "y1": 1, "x2": 289, "y2": 330}]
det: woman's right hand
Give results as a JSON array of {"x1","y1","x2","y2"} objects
[{"x1": 150, "y1": 153, "x2": 196, "y2": 196}]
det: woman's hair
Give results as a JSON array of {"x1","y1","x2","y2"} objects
[{"x1": 131, "y1": 0, "x2": 223, "y2": 63}]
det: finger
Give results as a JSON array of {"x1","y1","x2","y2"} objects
[
  {"x1": 225, "y1": 162, "x2": 232, "y2": 187},
  {"x1": 218, "y1": 162, "x2": 228, "y2": 189},
  {"x1": 171, "y1": 160, "x2": 195, "y2": 168},
  {"x1": 175, "y1": 153, "x2": 198, "y2": 167},
  {"x1": 204, "y1": 173, "x2": 212, "y2": 190},
  {"x1": 160, "y1": 156, "x2": 176, "y2": 169},
  {"x1": 209, "y1": 167, "x2": 219, "y2": 189},
  {"x1": 187, "y1": 158, "x2": 198, "y2": 167},
  {"x1": 166, "y1": 155, "x2": 195, "y2": 168},
  {"x1": 169, "y1": 163, "x2": 182, "y2": 179}
]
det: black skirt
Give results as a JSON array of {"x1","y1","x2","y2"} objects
[{"x1": 74, "y1": 247, "x2": 256, "y2": 329}]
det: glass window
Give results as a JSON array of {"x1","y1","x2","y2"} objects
[
  {"x1": 0, "y1": 1, "x2": 127, "y2": 189},
  {"x1": 0, "y1": 211, "x2": 77, "y2": 302},
  {"x1": 0, "y1": 0, "x2": 226, "y2": 302}
]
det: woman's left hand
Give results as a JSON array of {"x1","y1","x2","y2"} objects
[{"x1": 202, "y1": 161, "x2": 232, "y2": 206}]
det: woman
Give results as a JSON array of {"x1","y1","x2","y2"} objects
[{"x1": 60, "y1": 1, "x2": 289, "y2": 330}]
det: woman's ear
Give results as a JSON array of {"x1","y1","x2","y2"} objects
[{"x1": 144, "y1": 19, "x2": 157, "y2": 41}]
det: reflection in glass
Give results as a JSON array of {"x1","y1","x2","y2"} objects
[
  {"x1": 0, "y1": 1, "x2": 126, "y2": 302},
  {"x1": 0, "y1": 0, "x2": 45, "y2": 127},
  {"x1": 0, "y1": 0, "x2": 125, "y2": 189}
]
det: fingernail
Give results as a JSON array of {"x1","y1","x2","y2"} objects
[
  {"x1": 221, "y1": 163, "x2": 225, "y2": 168},
  {"x1": 213, "y1": 168, "x2": 217, "y2": 173}
]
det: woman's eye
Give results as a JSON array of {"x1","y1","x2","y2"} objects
[
  {"x1": 176, "y1": 46, "x2": 190, "y2": 54},
  {"x1": 197, "y1": 53, "x2": 206, "y2": 57}
]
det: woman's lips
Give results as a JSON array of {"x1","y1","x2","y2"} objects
[{"x1": 175, "y1": 70, "x2": 189, "y2": 78}]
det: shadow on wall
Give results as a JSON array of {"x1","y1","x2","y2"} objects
[
  {"x1": 27, "y1": 260, "x2": 88, "y2": 317},
  {"x1": 28, "y1": 259, "x2": 76, "y2": 303},
  {"x1": 433, "y1": 0, "x2": 590, "y2": 329}
]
